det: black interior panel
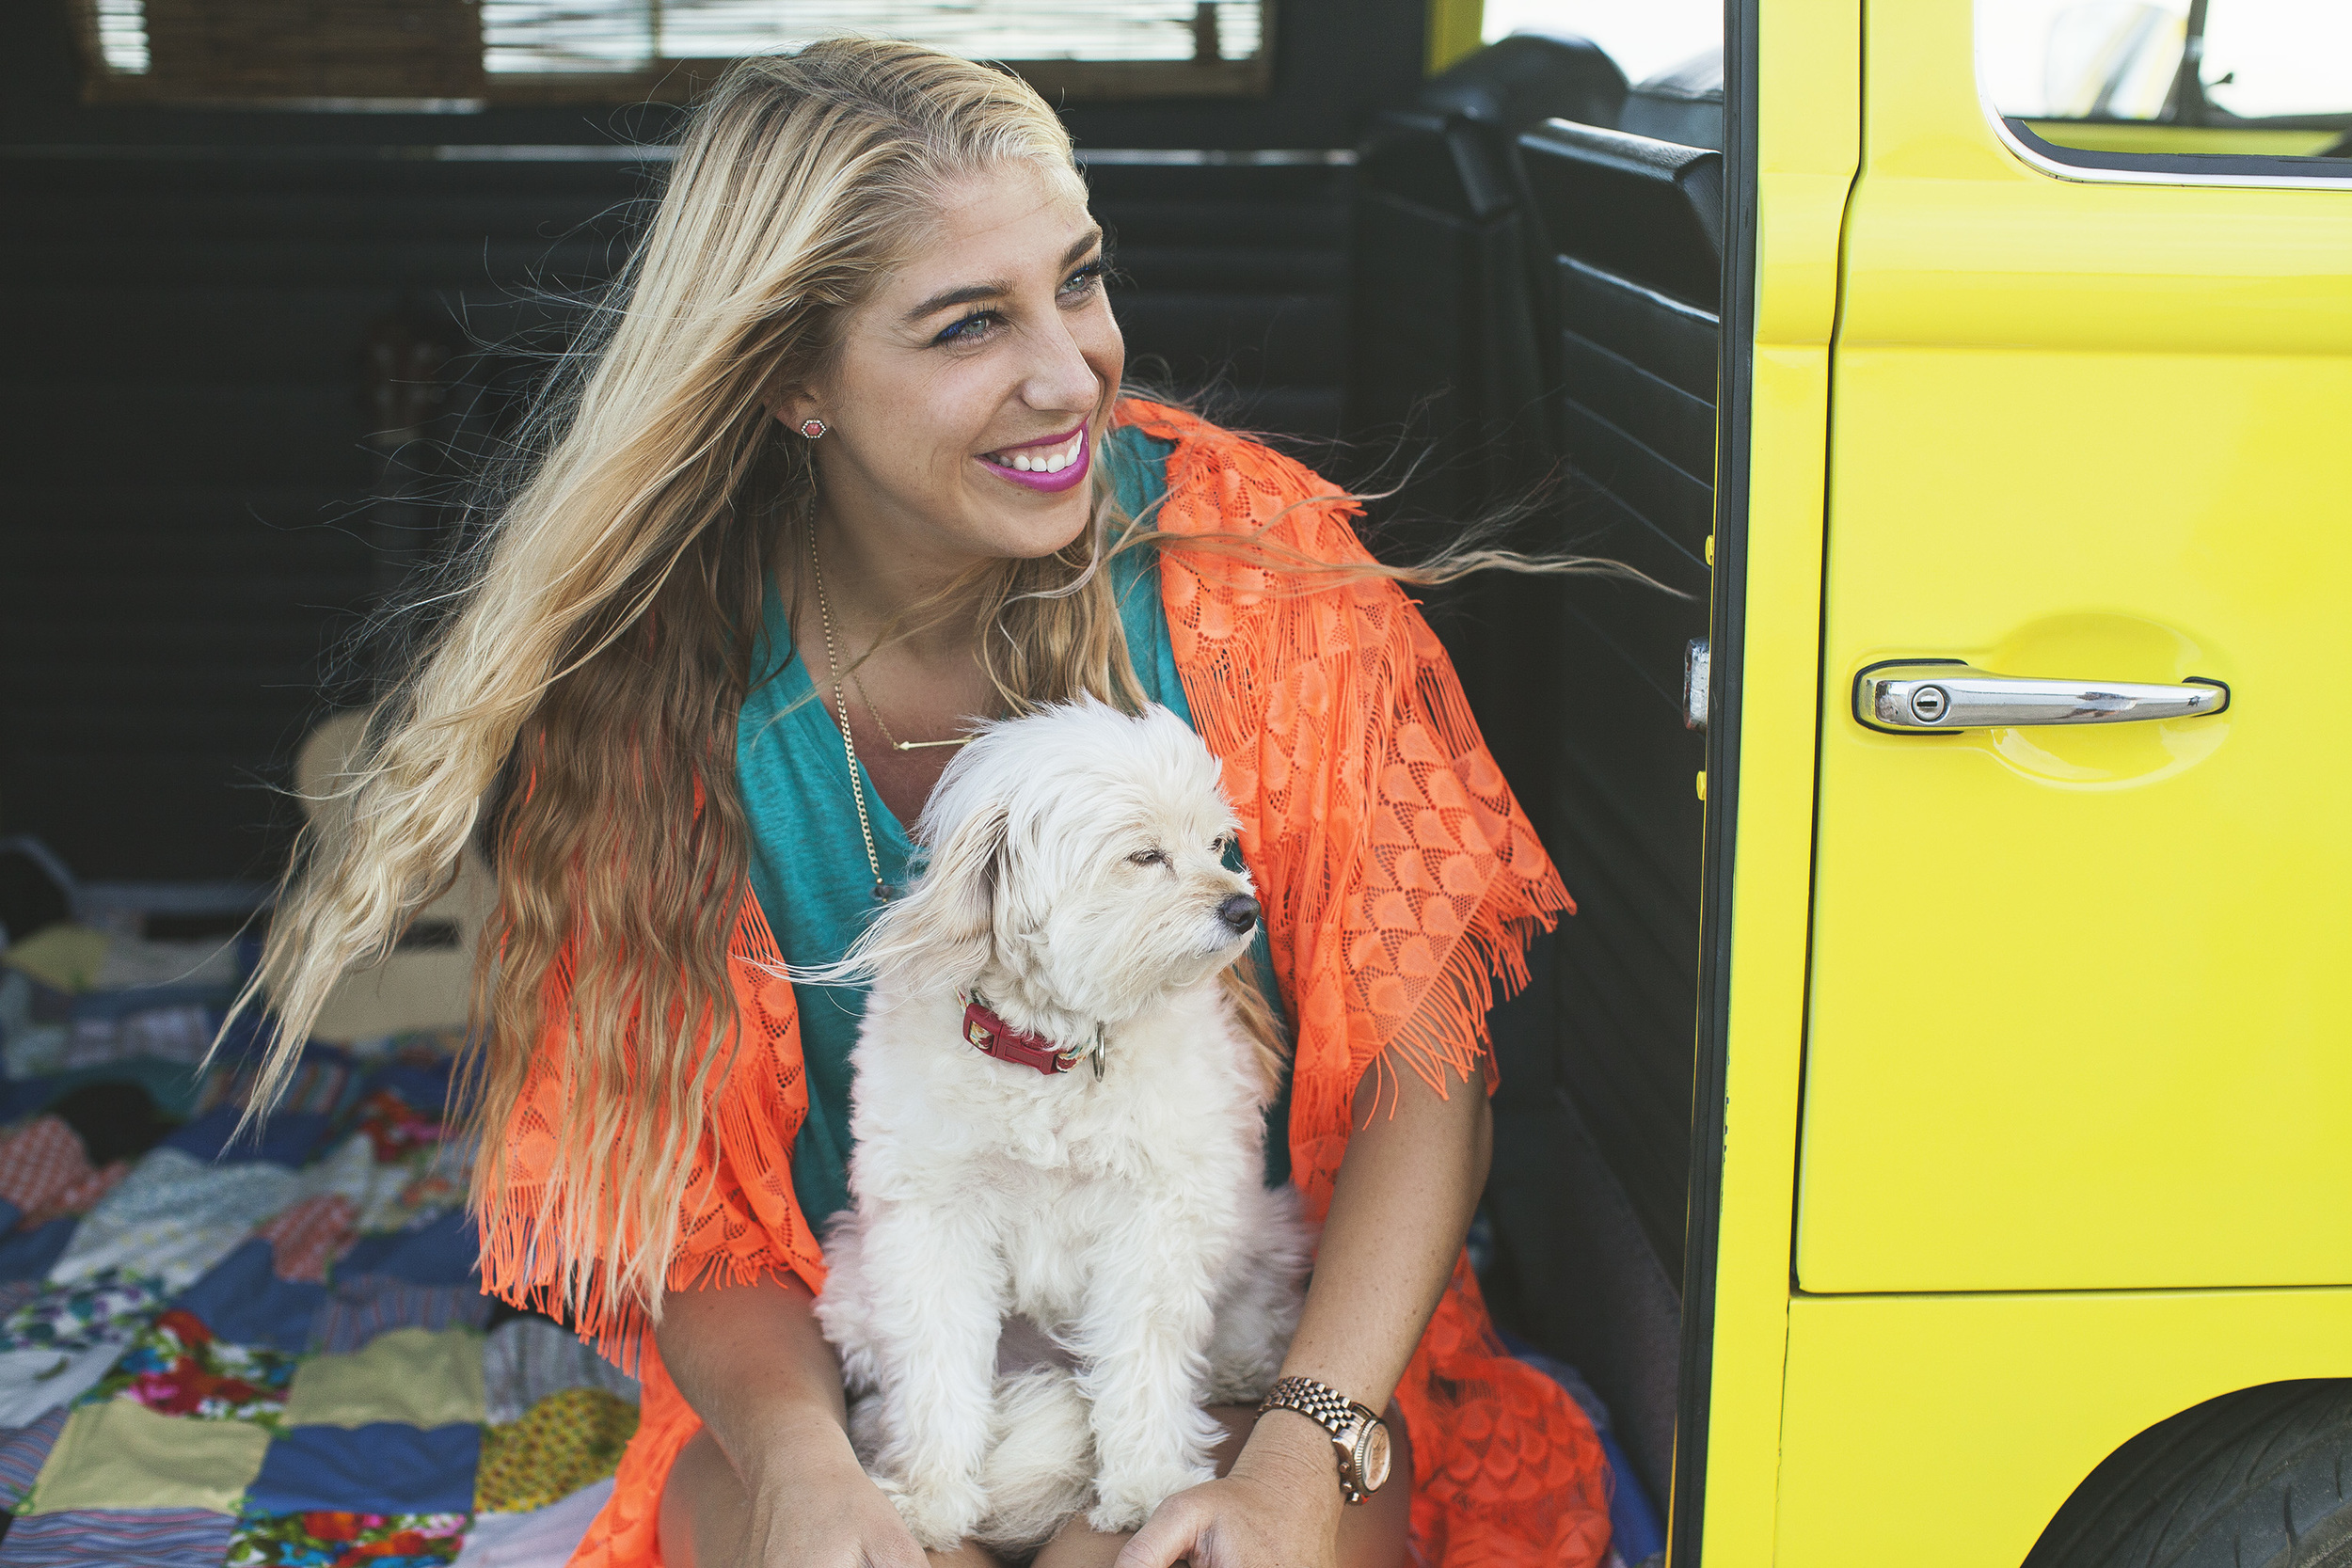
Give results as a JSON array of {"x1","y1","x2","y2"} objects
[{"x1": 1349, "y1": 76, "x2": 1722, "y2": 1502}]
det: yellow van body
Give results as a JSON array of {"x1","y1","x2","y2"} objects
[{"x1": 1686, "y1": 0, "x2": 2352, "y2": 1560}]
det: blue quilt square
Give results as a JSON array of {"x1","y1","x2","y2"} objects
[
  {"x1": 172, "y1": 1239, "x2": 328, "y2": 1354},
  {"x1": 0, "y1": 1217, "x2": 76, "y2": 1284},
  {"x1": 358, "y1": 1061, "x2": 455, "y2": 1119},
  {"x1": 160, "y1": 1107, "x2": 331, "y2": 1167},
  {"x1": 334, "y1": 1211, "x2": 479, "y2": 1287},
  {"x1": 246, "y1": 1422, "x2": 482, "y2": 1515}
]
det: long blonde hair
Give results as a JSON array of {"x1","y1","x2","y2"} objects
[
  {"x1": 242, "y1": 40, "x2": 1160, "y2": 1315},
  {"x1": 246, "y1": 38, "x2": 1626, "y2": 1325}
]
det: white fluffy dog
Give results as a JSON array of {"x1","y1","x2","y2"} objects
[{"x1": 806, "y1": 700, "x2": 1311, "y2": 1554}]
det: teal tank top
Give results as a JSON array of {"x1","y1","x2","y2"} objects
[{"x1": 737, "y1": 427, "x2": 1285, "y2": 1230}]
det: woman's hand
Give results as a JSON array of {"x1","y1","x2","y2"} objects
[
  {"x1": 1114, "y1": 1414, "x2": 1346, "y2": 1568},
  {"x1": 657, "y1": 1276, "x2": 949, "y2": 1568},
  {"x1": 720, "y1": 1419, "x2": 932, "y2": 1568}
]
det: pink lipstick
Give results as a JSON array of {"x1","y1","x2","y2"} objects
[{"x1": 978, "y1": 422, "x2": 1090, "y2": 494}]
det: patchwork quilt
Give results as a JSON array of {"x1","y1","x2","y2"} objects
[{"x1": 0, "y1": 1031, "x2": 636, "y2": 1568}]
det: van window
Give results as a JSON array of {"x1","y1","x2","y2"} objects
[
  {"x1": 1978, "y1": 0, "x2": 2352, "y2": 181},
  {"x1": 75, "y1": 0, "x2": 1269, "y2": 106},
  {"x1": 1481, "y1": 0, "x2": 1721, "y2": 87}
]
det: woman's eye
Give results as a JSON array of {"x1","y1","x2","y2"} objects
[
  {"x1": 1059, "y1": 260, "x2": 1107, "y2": 299},
  {"x1": 934, "y1": 310, "x2": 999, "y2": 345},
  {"x1": 1128, "y1": 848, "x2": 1164, "y2": 866}
]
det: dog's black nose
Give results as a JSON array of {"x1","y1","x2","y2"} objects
[{"x1": 1218, "y1": 895, "x2": 1261, "y2": 934}]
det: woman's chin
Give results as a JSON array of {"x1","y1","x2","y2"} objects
[{"x1": 965, "y1": 485, "x2": 1097, "y2": 561}]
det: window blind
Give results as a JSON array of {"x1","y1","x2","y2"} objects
[{"x1": 73, "y1": 0, "x2": 1270, "y2": 105}]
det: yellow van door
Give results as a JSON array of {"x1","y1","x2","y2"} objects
[{"x1": 1793, "y1": 0, "x2": 2352, "y2": 1293}]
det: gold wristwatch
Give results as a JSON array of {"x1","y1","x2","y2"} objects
[{"x1": 1257, "y1": 1375, "x2": 1392, "y2": 1504}]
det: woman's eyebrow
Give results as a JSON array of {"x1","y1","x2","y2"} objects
[{"x1": 899, "y1": 229, "x2": 1106, "y2": 325}]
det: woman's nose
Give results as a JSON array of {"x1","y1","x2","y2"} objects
[
  {"x1": 1217, "y1": 895, "x2": 1261, "y2": 934},
  {"x1": 1023, "y1": 320, "x2": 1104, "y2": 414}
]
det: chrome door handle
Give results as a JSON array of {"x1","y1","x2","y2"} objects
[{"x1": 1853, "y1": 659, "x2": 2230, "y2": 733}]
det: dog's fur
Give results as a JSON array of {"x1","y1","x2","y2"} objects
[{"x1": 806, "y1": 701, "x2": 1312, "y2": 1553}]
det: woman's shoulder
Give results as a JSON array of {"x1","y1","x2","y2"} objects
[
  {"x1": 1109, "y1": 399, "x2": 1422, "y2": 702},
  {"x1": 1108, "y1": 397, "x2": 1367, "y2": 566}
]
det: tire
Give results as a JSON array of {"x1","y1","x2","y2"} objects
[{"x1": 2026, "y1": 1380, "x2": 2352, "y2": 1568}]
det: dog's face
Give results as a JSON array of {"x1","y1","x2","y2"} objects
[{"x1": 873, "y1": 700, "x2": 1259, "y2": 1024}]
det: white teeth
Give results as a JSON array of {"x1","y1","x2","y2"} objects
[{"x1": 991, "y1": 433, "x2": 1081, "y2": 473}]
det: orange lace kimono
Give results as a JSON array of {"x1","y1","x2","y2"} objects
[{"x1": 481, "y1": 401, "x2": 1613, "y2": 1567}]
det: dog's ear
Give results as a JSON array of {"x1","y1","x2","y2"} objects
[{"x1": 871, "y1": 800, "x2": 1009, "y2": 988}]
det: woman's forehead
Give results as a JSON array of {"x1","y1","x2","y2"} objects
[{"x1": 880, "y1": 166, "x2": 1095, "y2": 309}]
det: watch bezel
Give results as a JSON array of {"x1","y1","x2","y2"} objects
[{"x1": 1343, "y1": 1403, "x2": 1392, "y2": 1497}]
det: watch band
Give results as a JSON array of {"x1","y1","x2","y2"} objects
[{"x1": 1258, "y1": 1375, "x2": 1381, "y2": 1503}]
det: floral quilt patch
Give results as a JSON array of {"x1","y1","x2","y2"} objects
[
  {"x1": 0, "y1": 1267, "x2": 166, "y2": 1354},
  {"x1": 80, "y1": 1307, "x2": 297, "y2": 1423},
  {"x1": 353, "y1": 1091, "x2": 442, "y2": 1164},
  {"x1": 227, "y1": 1509, "x2": 468, "y2": 1568}
]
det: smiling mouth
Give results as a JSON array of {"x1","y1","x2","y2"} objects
[{"x1": 980, "y1": 427, "x2": 1087, "y2": 474}]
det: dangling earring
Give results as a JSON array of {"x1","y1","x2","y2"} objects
[{"x1": 799, "y1": 418, "x2": 827, "y2": 439}]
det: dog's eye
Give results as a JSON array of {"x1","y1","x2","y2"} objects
[
  {"x1": 1129, "y1": 848, "x2": 1164, "y2": 867},
  {"x1": 1209, "y1": 835, "x2": 1229, "y2": 855}
]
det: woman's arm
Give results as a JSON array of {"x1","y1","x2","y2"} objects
[
  {"x1": 656, "y1": 1275, "x2": 931, "y2": 1568},
  {"x1": 1117, "y1": 978, "x2": 1494, "y2": 1568}
]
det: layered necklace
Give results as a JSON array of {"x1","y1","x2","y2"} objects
[{"x1": 808, "y1": 527, "x2": 974, "y2": 902}]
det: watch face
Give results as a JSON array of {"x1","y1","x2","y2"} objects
[{"x1": 1356, "y1": 1418, "x2": 1393, "y2": 1494}]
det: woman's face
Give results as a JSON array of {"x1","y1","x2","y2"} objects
[{"x1": 787, "y1": 161, "x2": 1124, "y2": 566}]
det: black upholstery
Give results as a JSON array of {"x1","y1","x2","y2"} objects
[
  {"x1": 1339, "y1": 86, "x2": 1729, "y2": 1499},
  {"x1": 1419, "y1": 32, "x2": 1629, "y2": 135},
  {"x1": 1499, "y1": 116, "x2": 1720, "y2": 1289},
  {"x1": 1343, "y1": 34, "x2": 1630, "y2": 526},
  {"x1": 1518, "y1": 119, "x2": 1724, "y2": 310},
  {"x1": 1345, "y1": 108, "x2": 1545, "y2": 524},
  {"x1": 1346, "y1": 39, "x2": 1726, "y2": 1307},
  {"x1": 1618, "y1": 48, "x2": 1726, "y2": 152}
]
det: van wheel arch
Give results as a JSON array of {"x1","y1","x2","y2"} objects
[{"x1": 2026, "y1": 1379, "x2": 2352, "y2": 1567}]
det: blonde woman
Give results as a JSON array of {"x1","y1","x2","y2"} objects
[{"x1": 255, "y1": 40, "x2": 1612, "y2": 1568}]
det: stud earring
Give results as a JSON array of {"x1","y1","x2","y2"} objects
[{"x1": 799, "y1": 418, "x2": 827, "y2": 439}]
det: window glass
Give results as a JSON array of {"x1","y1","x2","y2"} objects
[
  {"x1": 1482, "y1": 0, "x2": 1721, "y2": 89},
  {"x1": 1979, "y1": 0, "x2": 2351, "y2": 177},
  {"x1": 2201, "y1": 1, "x2": 2352, "y2": 119},
  {"x1": 485, "y1": 0, "x2": 1263, "y2": 75},
  {"x1": 74, "y1": 0, "x2": 1266, "y2": 105}
]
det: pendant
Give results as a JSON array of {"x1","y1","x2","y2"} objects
[{"x1": 872, "y1": 880, "x2": 890, "y2": 903}]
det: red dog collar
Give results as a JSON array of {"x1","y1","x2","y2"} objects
[{"x1": 963, "y1": 998, "x2": 1077, "y2": 1076}]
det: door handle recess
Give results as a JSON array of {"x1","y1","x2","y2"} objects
[{"x1": 1853, "y1": 659, "x2": 2230, "y2": 734}]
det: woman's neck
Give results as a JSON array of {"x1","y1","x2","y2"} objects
[
  {"x1": 798, "y1": 499, "x2": 1002, "y2": 828},
  {"x1": 808, "y1": 501, "x2": 989, "y2": 666}
]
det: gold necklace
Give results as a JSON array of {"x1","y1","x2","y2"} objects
[
  {"x1": 809, "y1": 529, "x2": 891, "y2": 903},
  {"x1": 848, "y1": 666, "x2": 975, "y2": 752}
]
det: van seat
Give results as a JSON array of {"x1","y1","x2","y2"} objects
[
  {"x1": 1343, "y1": 33, "x2": 1631, "y2": 524},
  {"x1": 1617, "y1": 48, "x2": 1726, "y2": 152},
  {"x1": 1518, "y1": 119, "x2": 1723, "y2": 312}
]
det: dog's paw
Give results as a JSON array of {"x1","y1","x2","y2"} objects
[
  {"x1": 1087, "y1": 1463, "x2": 1216, "y2": 1535},
  {"x1": 875, "y1": 1474, "x2": 991, "y2": 1554}
]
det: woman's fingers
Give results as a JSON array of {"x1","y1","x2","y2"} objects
[
  {"x1": 1112, "y1": 1491, "x2": 1210, "y2": 1568},
  {"x1": 866, "y1": 1535, "x2": 932, "y2": 1568}
]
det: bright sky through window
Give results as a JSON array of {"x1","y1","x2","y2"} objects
[{"x1": 482, "y1": 0, "x2": 1263, "y2": 74}]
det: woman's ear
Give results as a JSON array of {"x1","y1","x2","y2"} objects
[
  {"x1": 763, "y1": 363, "x2": 823, "y2": 436},
  {"x1": 772, "y1": 385, "x2": 821, "y2": 436}
]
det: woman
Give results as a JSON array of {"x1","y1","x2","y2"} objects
[{"x1": 254, "y1": 40, "x2": 1612, "y2": 1568}]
